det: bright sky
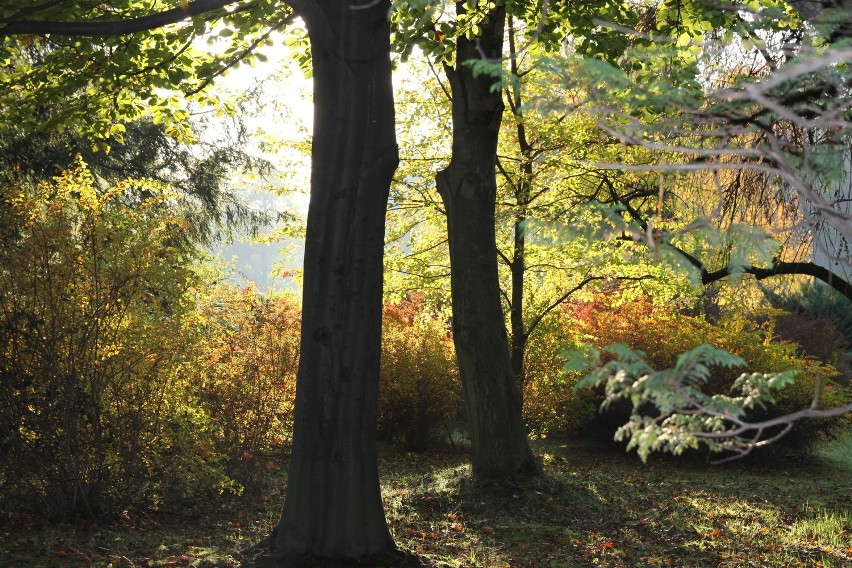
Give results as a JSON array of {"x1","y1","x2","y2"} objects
[
  {"x1": 200, "y1": 29, "x2": 314, "y2": 290},
  {"x1": 210, "y1": 29, "x2": 314, "y2": 214}
]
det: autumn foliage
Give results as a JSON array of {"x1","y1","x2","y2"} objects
[
  {"x1": 379, "y1": 298, "x2": 463, "y2": 452},
  {"x1": 521, "y1": 294, "x2": 850, "y2": 456},
  {"x1": 192, "y1": 283, "x2": 299, "y2": 486},
  {"x1": 0, "y1": 164, "x2": 300, "y2": 517},
  {"x1": 1, "y1": 162, "x2": 847, "y2": 520},
  {"x1": 0, "y1": 164, "x2": 206, "y2": 517}
]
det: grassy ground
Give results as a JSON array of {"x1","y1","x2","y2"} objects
[{"x1": 1, "y1": 439, "x2": 850, "y2": 567}]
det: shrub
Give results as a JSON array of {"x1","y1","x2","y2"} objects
[
  {"x1": 771, "y1": 281, "x2": 851, "y2": 385},
  {"x1": 0, "y1": 163, "x2": 219, "y2": 518},
  {"x1": 192, "y1": 283, "x2": 299, "y2": 487},
  {"x1": 522, "y1": 313, "x2": 599, "y2": 438},
  {"x1": 773, "y1": 280, "x2": 852, "y2": 349},
  {"x1": 564, "y1": 294, "x2": 850, "y2": 458},
  {"x1": 378, "y1": 299, "x2": 463, "y2": 452}
]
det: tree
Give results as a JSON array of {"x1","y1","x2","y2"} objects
[
  {"x1": 2, "y1": 0, "x2": 399, "y2": 559},
  {"x1": 1, "y1": 116, "x2": 275, "y2": 243},
  {"x1": 495, "y1": 17, "x2": 683, "y2": 405},
  {"x1": 270, "y1": 0, "x2": 398, "y2": 556},
  {"x1": 389, "y1": 0, "x2": 852, "y2": 475},
  {"x1": 433, "y1": 4, "x2": 540, "y2": 480},
  {"x1": 388, "y1": 0, "x2": 659, "y2": 479},
  {"x1": 537, "y1": 0, "x2": 852, "y2": 295}
]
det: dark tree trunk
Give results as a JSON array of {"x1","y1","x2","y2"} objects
[
  {"x1": 436, "y1": 4, "x2": 538, "y2": 480},
  {"x1": 509, "y1": 214, "x2": 528, "y2": 405},
  {"x1": 506, "y1": 19, "x2": 534, "y2": 405},
  {"x1": 273, "y1": 0, "x2": 398, "y2": 557}
]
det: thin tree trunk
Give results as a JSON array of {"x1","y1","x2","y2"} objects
[
  {"x1": 437, "y1": 4, "x2": 538, "y2": 480},
  {"x1": 507, "y1": 17, "x2": 534, "y2": 405},
  {"x1": 273, "y1": 0, "x2": 398, "y2": 557}
]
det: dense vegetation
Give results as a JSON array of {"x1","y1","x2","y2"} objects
[
  {"x1": 1, "y1": 0, "x2": 851, "y2": 563},
  {"x1": 1, "y1": 164, "x2": 848, "y2": 520}
]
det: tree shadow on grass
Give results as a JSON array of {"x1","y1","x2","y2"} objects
[
  {"x1": 378, "y1": 443, "x2": 760, "y2": 567},
  {"x1": 237, "y1": 440, "x2": 852, "y2": 567}
]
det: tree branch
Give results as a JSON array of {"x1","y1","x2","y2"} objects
[
  {"x1": 695, "y1": 403, "x2": 852, "y2": 442},
  {"x1": 525, "y1": 276, "x2": 604, "y2": 337},
  {"x1": 612, "y1": 189, "x2": 852, "y2": 302},
  {"x1": 700, "y1": 259, "x2": 852, "y2": 301},
  {"x1": 185, "y1": 13, "x2": 295, "y2": 96},
  {"x1": 0, "y1": 0, "x2": 241, "y2": 36}
]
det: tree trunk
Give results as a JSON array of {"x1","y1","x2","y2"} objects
[
  {"x1": 507, "y1": 18, "x2": 534, "y2": 405},
  {"x1": 273, "y1": 0, "x2": 398, "y2": 558},
  {"x1": 509, "y1": 209, "x2": 528, "y2": 405},
  {"x1": 436, "y1": 4, "x2": 538, "y2": 480}
]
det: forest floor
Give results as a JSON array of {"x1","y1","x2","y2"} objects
[{"x1": 1, "y1": 438, "x2": 850, "y2": 568}]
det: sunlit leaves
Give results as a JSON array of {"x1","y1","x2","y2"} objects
[
  {"x1": 0, "y1": 0, "x2": 294, "y2": 144},
  {"x1": 0, "y1": 160, "x2": 207, "y2": 515},
  {"x1": 192, "y1": 282, "x2": 299, "y2": 484}
]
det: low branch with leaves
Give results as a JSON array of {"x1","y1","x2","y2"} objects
[{"x1": 566, "y1": 343, "x2": 852, "y2": 464}]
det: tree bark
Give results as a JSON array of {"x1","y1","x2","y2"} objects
[
  {"x1": 436, "y1": 4, "x2": 538, "y2": 480},
  {"x1": 506, "y1": 18, "x2": 534, "y2": 404},
  {"x1": 273, "y1": 0, "x2": 398, "y2": 557}
]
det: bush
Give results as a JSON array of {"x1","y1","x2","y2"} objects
[
  {"x1": 0, "y1": 163, "x2": 221, "y2": 518},
  {"x1": 771, "y1": 281, "x2": 851, "y2": 385},
  {"x1": 378, "y1": 299, "x2": 463, "y2": 452},
  {"x1": 519, "y1": 293, "x2": 850, "y2": 457},
  {"x1": 772, "y1": 280, "x2": 852, "y2": 350},
  {"x1": 192, "y1": 283, "x2": 299, "y2": 486},
  {"x1": 564, "y1": 294, "x2": 850, "y2": 458},
  {"x1": 522, "y1": 313, "x2": 599, "y2": 438}
]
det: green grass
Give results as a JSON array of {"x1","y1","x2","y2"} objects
[{"x1": 1, "y1": 439, "x2": 850, "y2": 567}]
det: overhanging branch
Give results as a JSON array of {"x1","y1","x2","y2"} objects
[
  {"x1": 0, "y1": 0, "x2": 241, "y2": 36},
  {"x1": 613, "y1": 194, "x2": 852, "y2": 302},
  {"x1": 701, "y1": 259, "x2": 852, "y2": 301},
  {"x1": 662, "y1": 240, "x2": 852, "y2": 301}
]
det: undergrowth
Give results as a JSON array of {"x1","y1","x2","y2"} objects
[{"x1": 1, "y1": 440, "x2": 849, "y2": 567}]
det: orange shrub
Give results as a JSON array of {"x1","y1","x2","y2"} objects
[
  {"x1": 193, "y1": 284, "x2": 299, "y2": 485},
  {"x1": 523, "y1": 294, "x2": 850, "y2": 456},
  {"x1": 379, "y1": 299, "x2": 463, "y2": 452}
]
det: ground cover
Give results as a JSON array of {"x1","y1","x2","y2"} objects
[{"x1": 1, "y1": 439, "x2": 849, "y2": 567}]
